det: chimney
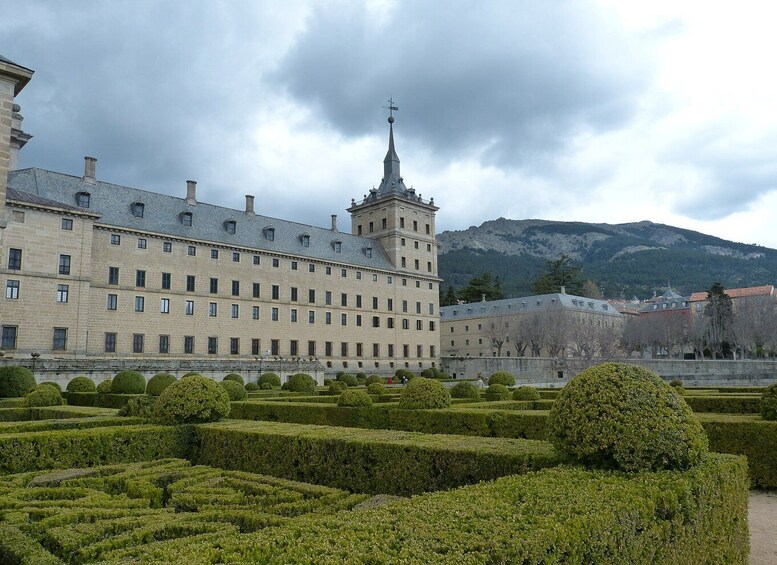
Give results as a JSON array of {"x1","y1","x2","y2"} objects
[
  {"x1": 245, "y1": 194, "x2": 255, "y2": 216},
  {"x1": 481, "y1": 293, "x2": 486, "y2": 302},
  {"x1": 186, "y1": 180, "x2": 197, "y2": 205},
  {"x1": 8, "y1": 104, "x2": 31, "y2": 171},
  {"x1": 331, "y1": 214, "x2": 338, "y2": 232},
  {"x1": 83, "y1": 156, "x2": 97, "y2": 185},
  {"x1": 560, "y1": 286, "x2": 566, "y2": 294}
]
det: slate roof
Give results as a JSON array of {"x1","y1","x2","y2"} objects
[
  {"x1": 440, "y1": 293, "x2": 623, "y2": 321},
  {"x1": 689, "y1": 285, "x2": 775, "y2": 302},
  {"x1": 6, "y1": 186, "x2": 97, "y2": 214},
  {"x1": 7, "y1": 168, "x2": 397, "y2": 271}
]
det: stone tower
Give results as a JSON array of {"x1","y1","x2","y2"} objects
[{"x1": 348, "y1": 113, "x2": 439, "y2": 278}]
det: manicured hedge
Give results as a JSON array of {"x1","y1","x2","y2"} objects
[
  {"x1": 229, "y1": 401, "x2": 392, "y2": 429},
  {"x1": 0, "y1": 416, "x2": 142, "y2": 435},
  {"x1": 195, "y1": 420, "x2": 560, "y2": 495},
  {"x1": 683, "y1": 395, "x2": 761, "y2": 414},
  {"x1": 63, "y1": 391, "x2": 144, "y2": 408},
  {"x1": 0, "y1": 425, "x2": 193, "y2": 474}
]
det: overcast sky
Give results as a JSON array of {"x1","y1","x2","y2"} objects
[{"x1": 4, "y1": 1, "x2": 777, "y2": 247}]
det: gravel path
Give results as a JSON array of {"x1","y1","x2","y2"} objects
[{"x1": 749, "y1": 491, "x2": 777, "y2": 564}]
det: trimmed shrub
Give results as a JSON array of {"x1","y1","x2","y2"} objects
[
  {"x1": 39, "y1": 381, "x2": 62, "y2": 393},
  {"x1": 24, "y1": 385, "x2": 63, "y2": 408},
  {"x1": 223, "y1": 373, "x2": 244, "y2": 386},
  {"x1": 365, "y1": 375, "x2": 383, "y2": 386},
  {"x1": 118, "y1": 396, "x2": 156, "y2": 418},
  {"x1": 547, "y1": 363, "x2": 708, "y2": 472},
  {"x1": 489, "y1": 372, "x2": 516, "y2": 387},
  {"x1": 337, "y1": 374, "x2": 358, "y2": 387},
  {"x1": 66, "y1": 376, "x2": 96, "y2": 393},
  {"x1": 485, "y1": 384, "x2": 511, "y2": 401},
  {"x1": 220, "y1": 380, "x2": 248, "y2": 401},
  {"x1": 337, "y1": 389, "x2": 373, "y2": 408},
  {"x1": 182, "y1": 372, "x2": 201, "y2": 378},
  {"x1": 670, "y1": 379, "x2": 684, "y2": 388},
  {"x1": 513, "y1": 386, "x2": 540, "y2": 401},
  {"x1": 96, "y1": 379, "x2": 113, "y2": 394},
  {"x1": 329, "y1": 382, "x2": 347, "y2": 394},
  {"x1": 761, "y1": 383, "x2": 777, "y2": 420},
  {"x1": 421, "y1": 368, "x2": 435, "y2": 378},
  {"x1": 356, "y1": 372, "x2": 367, "y2": 380},
  {"x1": 437, "y1": 372, "x2": 450, "y2": 380},
  {"x1": 260, "y1": 383, "x2": 273, "y2": 391},
  {"x1": 146, "y1": 373, "x2": 177, "y2": 396},
  {"x1": 258, "y1": 373, "x2": 281, "y2": 387},
  {"x1": 111, "y1": 371, "x2": 146, "y2": 394},
  {"x1": 155, "y1": 375, "x2": 231, "y2": 425},
  {"x1": 450, "y1": 382, "x2": 480, "y2": 399},
  {"x1": 0, "y1": 366, "x2": 36, "y2": 398},
  {"x1": 245, "y1": 382, "x2": 260, "y2": 392},
  {"x1": 398, "y1": 378, "x2": 451, "y2": 410},
  {"x1": 367, "y1": 383, "x2": 386, "y2": 396},
  {"x1": 394, "y1": 369, "x2": 405, "y2": 378},
  {"x1": 282, "y1": 373, "x2": 317, "y2": 393}
]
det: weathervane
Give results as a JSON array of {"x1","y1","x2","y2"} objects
[{"x1": 383, "y1": 98, "x2": 399, "y2": 123}]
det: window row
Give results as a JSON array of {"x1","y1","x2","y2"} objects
[{"x1": 356, "y1": 218, "x2": 431, "y2": 235}]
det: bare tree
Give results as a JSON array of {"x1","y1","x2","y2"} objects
[
  {"x1": 509, "y1": 316, "x2": 530, "y2": 357},
  {"x1": 568, "y1": 316, "x2": 599, "y2": 359},
  {"x1": 542, "y1": 306, "x2": 571, "y2": 358},
  {"x1": 484, "y1": 314, "x2": 510, "y2": 356},
  {"x1": 596, "y1": 321, "x2": 623, "y2": 360}
]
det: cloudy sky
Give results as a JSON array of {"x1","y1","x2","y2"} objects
[{"x1": 4, "y1": 1, "x2": 777, "y2": 247}]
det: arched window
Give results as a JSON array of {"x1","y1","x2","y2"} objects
[{"x1": 75, "y1": 191, "x2": 91, "y2": 208}]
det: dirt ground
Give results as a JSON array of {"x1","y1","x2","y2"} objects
[{"x1": 749, "y1": 491, "x2": 777, "y2": 564}]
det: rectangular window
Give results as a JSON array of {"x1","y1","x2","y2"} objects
[
  {"x1": 231, "y1": 304, "x2": 239, "y2": 318},
  {"x1": 309, "y1": 289, "x2": 316, "y2": 303},
  {"x1": 8, "y1": 248, "x2": 22, "y2": 270},
  {"x1": 291, "y1": 261, "x2": 298, "y2": 270},
  {"x1": 252, "y1": 306, "x2": 259, "y2": 319},
  {"x1": 230, "y1": 338, "x2": 239, "y2": 355},
  {"x1": 308, "y1": 340, "x2": 316, "y2": 356},
  {"x1": 61, "y1": 218, "x2": 73, "y2": 230},
  {"x1": 272, "y1": 285, "x2": 280, "y2": 300},
  {"x1": 403, "y1": 344, "x2": 410, "y2": 358},
  {"x1": 325, "y1": 312, "x2": 332, "y2": 325},
  {"x1": 341, "y1": 268, "x2": 347, "y2": 277},
  {"x1": 186, "y1": 300, "x2": 194, "y2": 315},
  {"x1": 372, "y1": 316, "x2": 380, "y2": 328},
  {"x1": 111, "y1": 234, "x2": 121, "y2": 245},
  {"x1": 430, "y1": 345, "x2": 436, "y2": 358},
  {"x1": 417, "y1": 344, "x2": 423, "y2": 357},
  {"x1": 135, "y1": 296, "x2": 144, "y2": 312},
  {"x1": 402, "y1": 300, "x2": 408, "y2": 313},
  {"x1": 387, "y1": 298, "x2": 393, "y2": 311},
  {"x1": 416, "y1": 302, "x2": 422, "y2": 314},
  {"x1": 253, "y1": 283, "x2": 260, "y2": 298},
  {"x1": 290, "y1": 340, "x2": 298, "y2": 356},
  {"x1": 356, "y1": 314, "x2": 362, "y2": 327},
  {"x1": 326, "y1": 266, "x2": 332, "y2": 275},
  {"x1": 233, "y1": 252, "x2": 240, "y2": 262},
  {"x1": 133, "y1": 334, "x2": 144, "y2": 353},
  {"x1": 429, "y1": 303, "x2": 434, "y2": 315},
  {"x1": 341, "y1": 342, "x2": 348, "y2": 357},
  {"x1": 188, "y1": 245, "x2": 196, "y2": 256},
  {"x1": 325, "y1": 341, "x2": 333, "y2": 356},
  {"x1": 325, "y1": 291, "x2": 332, "y2": 305},
  {"x1": 184, "y1": 336, "x2": 195, "y2": 354},
  {"x1": 415, "y1": 241, "x2": 419, "y2": 250},
  {"x1": 341, "y1": 313, "x2": 347, "y2": 326},
  {"x1": 388, "y1": 344, "x2": 394, "y2": 357},
  {"x1": 290, "y1": 287, "x2": 298, "y2": 302},
  {"x1": 402, "y1": 319, "x2": 409, "y2": 330},
  {"x1": 372, "y1": 296, "x2": 378, "y2": 309},
  {"x1": 388, "y1": 318, "x2": 395, "y2": 329},
  {"x1": 59, "y1": 254, "x2": 71, "y2": 275},
  {"x1": 382, "y1": 218, "x2": 387, "y2": 229},
  {"x1": 6, "y1": 280, "x2": 19, "y2": 299},
  {"x1": 107, "y1": 294, "x2": 118, "y2": 310},
  {"x1": 356, "y1": 343, "x2": 363, "y2": 357},
  {"x1": 137, "y1": 238, "x2": 147, "y2": 249},
  {"x1": 368, "y1": 221, "x2": 373, "y2": 233},
  {"x1": 401, "y1": 257, "x2": 406, "y2": 268},
  {"x1": 163, "y1": 242, "x2": 172, "y2": 253},
  {"x1": 53, "y1": 328, "x2": 68, "y2": 350},
  {"x1": 252, "y1": 339, "x2": 260, "y2": 356},
  {"x1": 135, "y1": 270, "x2": 146, "y2": 287},
  {"x1": 271, "y1": 307, "x2": 279, "y2": 321},
  {"x1": 356, "y1": 270, "x2": 362, "y2": 279},
  {"x1": 253, "y1": 255, "x2": 260, "y2": 265},
  {"x1": 208, "y1": 337, "x2": 218, "y2": 354},
  {"x1": 402, "y1": 278, "x2": 407, "y2": 287},
  {"x1": 206, "y1": 278, "x2": 217, "y2": 294},
  {"x1": 373, "y1": 343, "x2": 379, "y2": 357},
  {"x1": 429, "y1": 321, "x2": 436, "y2": 331},
  {"x1": 211, "y1": 249, "x2": 219, "y2": 259},
  {"x1": 57, "y1": 284, "x2": 70, "y2": 302},
  {"x1": 1, "y1": 326, "x2": 17, "y2": 349},
  {"x1": 290, "y1": 308, "x2": 298, "y2": 322},
  {"x1": 309, "y1": 263, "x2": 315, "y2": 273},
  {"x1": 414, "y1": 259, "x2": 419, "y2": 270},
  {"x1": 416, "y1": 320, "x2": 423, "y2": 330},
  {"x1": 356, "y1": 295, "x2": 362, "y2": 308},
  {"x1": 231, "y1": 280, "x2": 240, "y2": 296},
  {"x1": 104, "y1": 333, "x2": 116, "y2": 353},
  {"x1": 271, "y1": 339, "x2": 280, "y2": 356},
  {"x1": 413, "y1": 220, "x2": 418, "y2": 231},
  {"x1": 427, "y1": 262, "x2": 432, "y2": 272},
  {"x1": 161, "y1": 298, "x2": 170, "y2": 313},
  {"x1": 341, "y1": 293, "x2": 347, "y2": 307},
  {"x1": 162, "y1": 272, "x2": 171, "y2": 290},
  {"x1": 308, "y1": 310, "x2": 315, "y2": 324},
  {"x1": 186, "y1": 275, "x2": 195, "y2": 292},
  {"x1": 209, "y1": 302, "x2": 217, "y2": 317},
  {"x1": 272, "y1": 258, "x2": 279, "y2": 268},
  {"x1": 400, "y1": 217, "x2": 405, "y2": 228}
]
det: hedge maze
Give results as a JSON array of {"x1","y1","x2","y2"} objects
[{"x1": 0, "y1": 366, "x2": 764, "y2": 562}]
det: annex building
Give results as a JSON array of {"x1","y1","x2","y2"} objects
[{"x1": 0, "y1": 56, "x2": 440, "y2": 372}]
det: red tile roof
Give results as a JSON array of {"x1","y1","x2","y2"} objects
[{"x1": 689, "y1": 285, "x2": 774, "y2": 302}]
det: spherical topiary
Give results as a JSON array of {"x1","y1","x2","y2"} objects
[
  {"x1": 39, "y1": 381, "x2": 62, "y2": 393},
  {"x1": 337, "y1": 389, "x2": 373, "y2": 408},
  {"x1": 760, "y1": 383, "x2": 777, "y2": 421},
  {"x1": 398, "y1": 378, "x2": 451, "y2": 410},
  {"x1": 220, "y1": 380, "x2": 247, "y2": 401},
  {"x1": 111, "y1": 371, "x2": 146, "y2": 394},
  {"x1": 547, "y1": 363, "x2": 708, "y2": 472},
  {"x1": 367, "y1": 382, "x2": 386, "y2": 396},
  {"x1": 0, "y1": 366, "x2": 36, "y2": 398},
  {"x1": 66, "y1": 376, "x2": 96, "y2": 393},
  {"x1": 258, "y1": 373, "x2": 281, "y2": 387},
  {"x1": 329, "y1": 381, "x2": 347, "y2": 394},
  {"x1": 118, "y1": 396, "x2": 156, "y2": 418},
  {"x1": 356, "y1": 372, "x2": 367, "y2": 380},
  {"x1": 513, "y1": 386, "x2": 540, "y2": 401},
  {"x1": 404, "y1": 370, "x2": 417, "y2": 380},
  {"x1": 96, "y1": 379, "x2": 113, "y2": 394},
  {"x1": 336, "y1": 371, "x2": 346, "y2": 379},
  {"x1": 437, "y1": 372, "x2": 450, "y2": 379},
  {"x1": 421, "y1": 368, "x2": 435, "y2": 378},
  {"x1": 669, "y1": 379, "x2": 684, "y2": 388},
  {"x1": 450, "y1": 381, "x2": 480, "y2": 399},
  {"x1": 337, "y1": 373, "x2": 358, "y2": 387},
  {"x1": 155, "y1": 375, "x2": 231, "y2": 424},
  {"x1": 488, "y1": 371, "x2": 516, "y2": 387},
  {"x1": 485, "y1": 384, "x2": 511, "y2": 401},
  {"x1": 223, "y1": 373, "x2": 244, "y2": 386},
  {"x1": 259, "y1": 382, "x2": 273, "y2": 390},
  {"x1": 281, "y1": 373, "x2": 316, "y2": 393},
  {"x1": 24, "y1": 384, "x2": 63, "y2": 407},
  {"x1": 365, "y1": 375, "x2": 383, "y2": 386},
  {"x1": 394, "y1": 369, "x2": 405, "y2": 378},
  {"x1": 146, "y1": 373, "x2": 177, "y2": 396},
  {"x1": 245, "y1": 382, "x2": 259, "y2": 392},
  {"x1": 182, "y1": 372, "x2": 201, "y2": 378}
]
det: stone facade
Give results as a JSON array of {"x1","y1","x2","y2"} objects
[{"x1": 0, "y1": 57, "x2": 441, "y2": 375}]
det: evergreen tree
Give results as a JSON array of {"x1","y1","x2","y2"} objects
[
  {"x1": 531, "y1": 255, "x2": 585, "y2": 295},
  {"x1": 458, "y1": 273, "x2": 504, "y2": 303},
  {"x1": 440, "y1": 285, "x2": 458, "y2": 306},
  {"x1": 704, "y1": 282, "x2": 733, "y2": 358}
]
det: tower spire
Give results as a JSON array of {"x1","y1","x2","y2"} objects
[{"x1": 379, "y1": 98, "x2": 405, "y2": 195}]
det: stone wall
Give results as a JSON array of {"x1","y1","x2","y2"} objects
[{"x1": 442, "y1": 356, "x2": 777, "y2": 388}]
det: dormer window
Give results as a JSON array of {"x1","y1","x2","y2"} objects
[
  {"x1": 224, "y1": 220, "x2": 236, "y2": 234},
  {"x1": 365, "y1": 246, "x2": 372, "y2": 258},
  {"x1": 130, "y1": 202, "x2": 144, "y2": 218},
  {"x1": 333, "y1": 241, "x2": 342, "y2": 253},
  {"x1": 264, "y1": 227, "x2": 275, "y2": 241},
  {"x1": 76, "y1": 191, "x2": 91, "y2": 208},
  {"x1": 301, "y1": 234, "x2": 310, "y2": 247},
  {"x1": 181, "y1": 212, "x2": 193, "y2": 226}
]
